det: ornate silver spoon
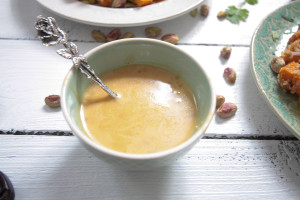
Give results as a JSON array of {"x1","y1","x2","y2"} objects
[{"x1": 34, "y1": 15, "x2": 119, "y2": 98}]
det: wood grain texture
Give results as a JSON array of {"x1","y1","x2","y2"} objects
[
  {"x1": 0, "y1": 40, "x2": 293, "y2": 137},
  {"x1": 1, "y1": 135, "x2": 300, "y2": 200},
  {"x1": 0, "y1": 0, "x2": 290, "y2": 45}
]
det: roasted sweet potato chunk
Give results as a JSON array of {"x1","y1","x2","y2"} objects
[
  {"x1": 131, "y1": 0, "x2": 153, "y2": 7},
  {"x1": 278, "y1": 61, "x2": 300, "y2": 96}
]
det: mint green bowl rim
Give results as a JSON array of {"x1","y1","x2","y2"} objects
[{"x1": 61, "y1": 38, "x2": 216, "y2": 160}]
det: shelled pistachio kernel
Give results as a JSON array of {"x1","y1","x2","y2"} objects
[
  {"x1": 217, "y1": 11, "x2": 227, "y2": 18},
  {"x1": 200, "y1": 4, "x2": 209, "y2": 17},
  {"x1": 120, "y1": 32, "x2": 135, "y2": 39},
  {"x1": 91, "y1": 30, "x2": 107, "y2": 42},
  {"x1": 224, "y1": 67, "x2": 236, "y2": 84},
  {"x1": 190, "y1": 8, "x2": 198, "y2": 17},
  {"x1": 270, "y1": 56, "x2": 285, "y2": 73},
  {"x1": 145, "y1": 27, "x2": 162, "y2": 38},
  {"x1": 216, "y1": 102, "x2": 237, "y2": 118},
  {"x1": 45, "y1": 95, "x2": 60, "y2": 108},
  {"x1": 161, "y1": 33, "x2": 179, "y2": 44},
  {"x1": 107, "y1": 28, "x2": 121, "y2": 42},
  {"x1": 221, "y1": 46, "x2": 232, "y2": 59},
  {"x1": 216, "y1": 95, "x2": 225, "y2": 109}
]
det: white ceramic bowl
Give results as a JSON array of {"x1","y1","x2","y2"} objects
[{"x1": 61, "y1": 38, "x2": 215, "y2": 170}]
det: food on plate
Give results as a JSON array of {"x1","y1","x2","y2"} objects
[
  {"x1": 270, "y1": 56, "x2": 285, "y2": 73},
  {"x1": 271, "y1": 29, "x2": 300, "y2": 100},
  {"x1": 80, "y1": 64, "x2": 198, "y2": 154},
  {"x1": 79, "y1": 0, "x2": 164, "y2": 8},
  {"x1": 278, "y1": 61, "x2": 300, "y2": 98}
]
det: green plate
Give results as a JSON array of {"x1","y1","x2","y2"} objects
[{"x1": 251, "y1": 1, "x2": 300, "y2": 138}]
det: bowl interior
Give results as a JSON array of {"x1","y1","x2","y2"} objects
[{"x1": 62, "y1": 39, "x2": 215, "y2": 155}]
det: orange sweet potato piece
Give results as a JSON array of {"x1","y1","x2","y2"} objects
[
  {"x1": 288, "y1": 39, "x2": 300, "y2": 52},
  {"x1": 278, "y1": 61, "x2": 300, "y2": 96},
  {"x1": 288, "y1": 30, "x2": 300, "y2": 44},
  {"x1": 131, "y1": 0, "x2": 153, "y2": 7}
]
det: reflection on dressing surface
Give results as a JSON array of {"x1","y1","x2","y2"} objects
[{"x1": 80, "y1": 64, "x2": 198, "y2": 154}]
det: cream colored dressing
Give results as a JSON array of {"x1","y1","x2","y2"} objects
[{"x1": 80, "y1": 64, "x2": 197, "y2": 154}]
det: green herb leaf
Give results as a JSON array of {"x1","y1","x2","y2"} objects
[
  {"x1": 245, "y1": 0, "x2": 258, "y2": 5},
  {"x1": 226, "y1": 6, "x2": 249, "y2": 24}
]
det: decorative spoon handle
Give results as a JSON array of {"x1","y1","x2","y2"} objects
[{"x1": 34, "y1": 15, "x2": 118, "y2": 98}]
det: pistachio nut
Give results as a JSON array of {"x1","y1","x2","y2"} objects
[
  {"x1": 120, "y1": 32, "x2": 135, "y2": 39},
  {"x1": 270, "y1": 56, "x2": 285, "y2": 73},
  {"x1": 216, "y1": 95, "x2": 225, "y2": 109},
  {"x1": 91, "y1": 30, "x2": 107, "y2": 42},
  {"x1": 221, "y1": 46, "x2": 232, "y2": 59},
  {"x1": 224, "y1": 67, "x2": 236, "y2": 84},
  {"x1": 45, "y1": 95, "x2": 60, "y2": 108},
  {"x1": 200, "y1": 4, "x2": 209, "y2": 17},
  {"x1": 216, "y1": 102, "x2": 237, "y2": 118},
  {"x1": 145, "y1": 27, "x2": 162, "y2": 38},
  {"x1": 217, "y1": 11, "x2": 227, "y2": 18},
  {"x1": 190, "y1": 8, "x2": 198, "y2": 17},
  {"x1": 161, "y1": 33, "x2": 179, "y2": 44},
  {"x1": 107, "y1": 28, "x2": 121, "y2": 42}
]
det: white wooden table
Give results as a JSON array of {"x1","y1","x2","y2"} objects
[{"x1": 1, "y1": 0, "x2": 300, "y2": 199}]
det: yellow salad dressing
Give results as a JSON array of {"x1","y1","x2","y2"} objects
[{"x1": 80, "y1": 64, "x2": 198, "y2": 154}]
